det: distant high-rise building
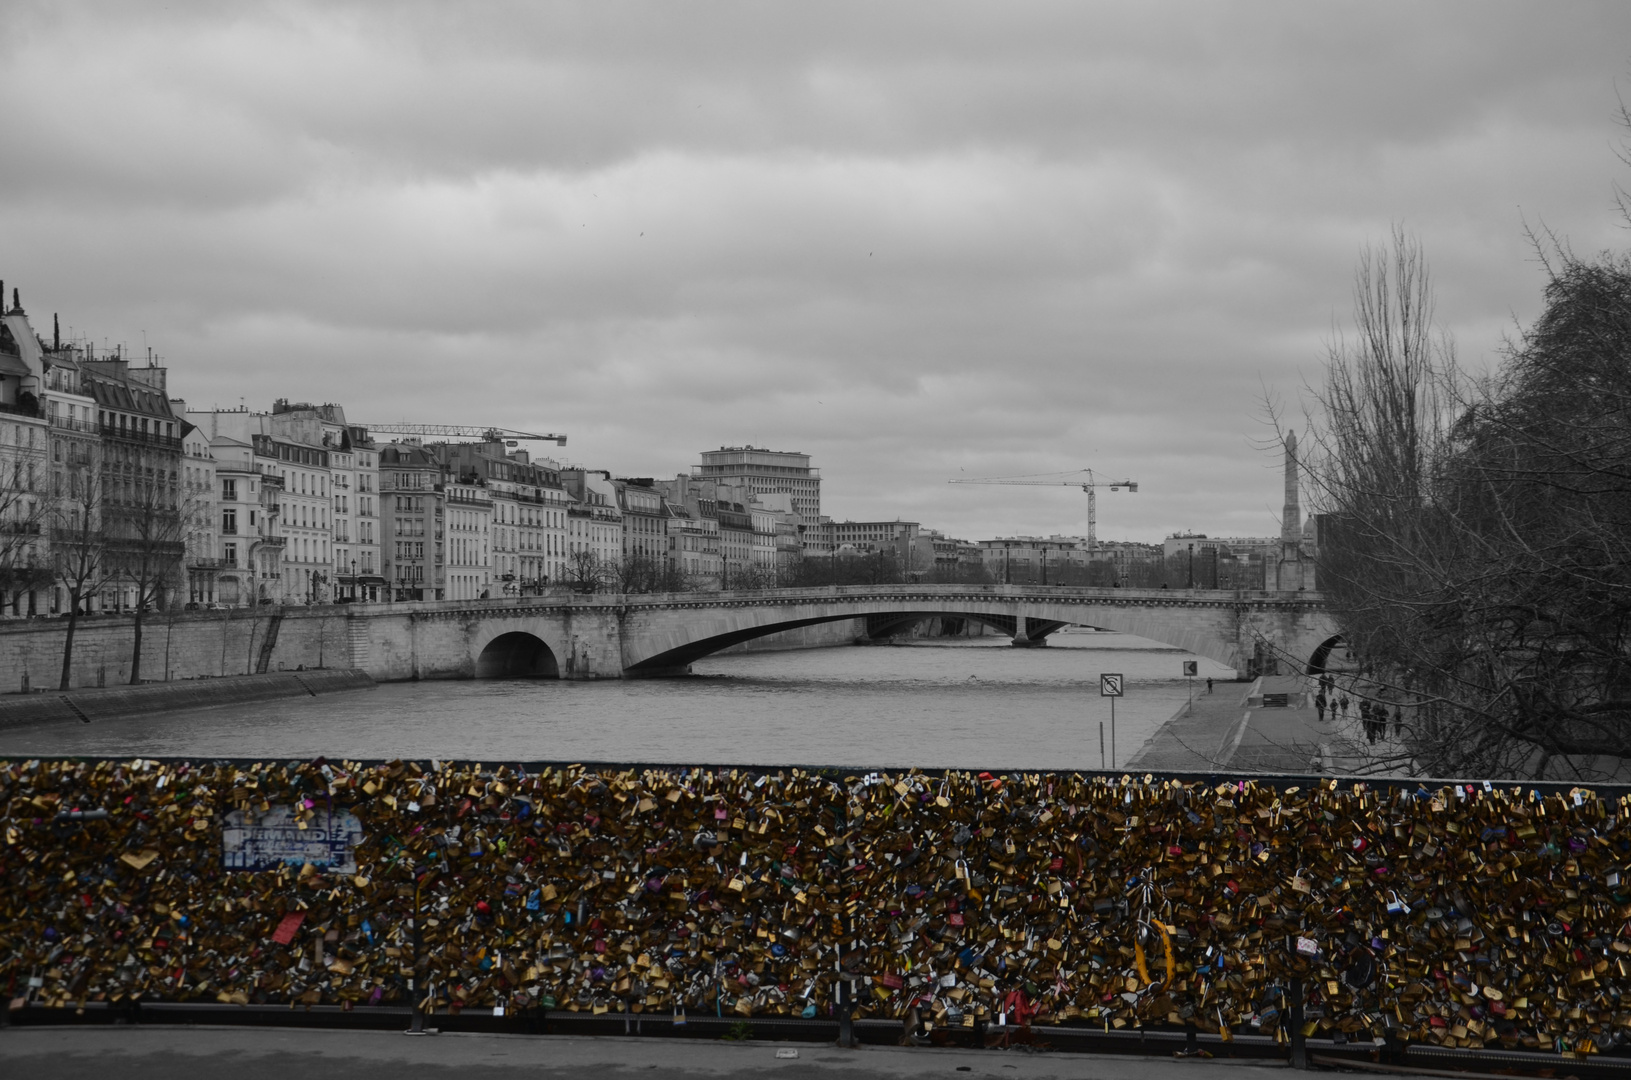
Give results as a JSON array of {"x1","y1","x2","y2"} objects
[{"x1": 694, "y1": 446, "x2": 820, "y2": 523}]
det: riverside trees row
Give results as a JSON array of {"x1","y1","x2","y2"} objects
[
  {"x1": 0, "y1": 444, "x2": 188, "y2": 690},
  {"x1": 1303, "y1": 227, "x2": 1631, "y2": 780}
]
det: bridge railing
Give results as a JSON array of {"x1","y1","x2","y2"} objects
[{"x1": 343, "y1": 583, "x2": 1323, "y2": 613}]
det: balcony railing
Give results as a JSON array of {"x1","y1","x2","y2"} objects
[
  {"x1": 49, "y1": 415, "x2": 98, "y2": 434},
  {"x1": 99, "y1": 424, "x2": 182, "y2": 450},
  {"x1": 0, "y1": 521, "x2": 42, "y2": 536},
  {"x1": 0, "y1": 399, "x2": 44, "y2": 420}
]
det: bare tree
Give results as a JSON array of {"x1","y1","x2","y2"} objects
[
  {"x1": 105, "y1": 460, "x2": 187, "y2": 684},
  {"x1": 0, "y1": 442, "x2": 52, "y2": 616},
  {"x1": 1302, "y1": 228, "x2": 1631, "y2": 779},
  {"x1": 564, "y1": 549, "x2": 610, "y2": 594},
  {"x1": 610, "y1": 551, "x2": 694, "y2": 595},
  {"x1": 53, "y1": 456, "x2": 105, "y2": 690}
]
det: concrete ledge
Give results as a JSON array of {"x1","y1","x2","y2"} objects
[{"x1": 0, "y1": 669, "x2": 375, "y2": 730}]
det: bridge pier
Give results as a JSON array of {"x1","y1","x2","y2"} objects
[{"x1": 1009, "y1": 616, "x2": 1048, "y2": 647}]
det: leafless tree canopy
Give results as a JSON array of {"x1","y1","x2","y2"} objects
[{"x1": 1306, "y1": 229, "x2": 1631, "y2": 779}]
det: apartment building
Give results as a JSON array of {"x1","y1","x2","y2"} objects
[
  {"x1": 436, "y1": 442, "x2": 561, "y2": 596},
  {"x1": 208, "y1": 435, "x2": 280, "y2": 605},
  {"x1": 266, "y1": 402, "x2": 384, "y2": 601},
  {"x1": 177, "y1": 413, "x2": 218, "y2": 605},
  {"x1": 379, "y1": 442, "x2": 444, "y2": 601},
  {"x1": 655, "y1": 474, "x2": 721, "y2": 587},
  {"x1": 561, "y1": 468, "x2": 622, "y2": 574},
  {"x1": 443, "y1": 475, "x2": 492, "y2": 600},
  {"x1": 83, "y1": 356, "x2": 185, "y2": 613},
  {"x1": 0, "y1": 303, "x2": 66, "y2": 615},
  {"x1": 748, "y1": 491, "x2": 802, "y2": 583},
  {"x1": 613, "y1": 478, "x2": 667, "y2": 570},
  {"x1": 694, "y1": 446, "x2": 825, "y2": 557}
]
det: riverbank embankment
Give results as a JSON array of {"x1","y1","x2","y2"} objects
[
  {"x1": 0, "y1": 668, "x2": 375, "y2": 730},
  {"x1": 1127, "y1": 674, "x2": 1318, "y2": 772},
  {"x1": 0, "y1": 606, "x2": 357, "y2": 690}
]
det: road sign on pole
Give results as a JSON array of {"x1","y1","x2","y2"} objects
[
  {"x1": 1099, "y1": 673, "x2": 1123, "y2": 768},
  {"x1": 1182, "y1": 661, "x2": 1198, "y2": 677}
]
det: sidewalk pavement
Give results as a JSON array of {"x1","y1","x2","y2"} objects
[
  {"x1": 0, "y1": 1027, "x2": 1294, "y2": 1080},
  {"x1": 1124, "y1": 679, "x2": 1262, "y2": 772},
  {"x1": 1128, "y1": 676, "x2": 1363, "y2": 775}
]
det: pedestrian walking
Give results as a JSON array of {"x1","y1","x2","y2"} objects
[
  {"x1": 1206, "y1": 677, "x2": 1214, "y2": 694},
  {"x1": 1315, "y1": 692, "x2": 1327, "y2": 722},
  {"x1": 1392, "y1": 706, "x2": 1404, "y2": 739},
  {"x1": 1359, "y1": 699, "x2": 1376, "y2": 744},
  {"x1": 1336, "y1": 693, "x2": 1349, "y2": 720}
]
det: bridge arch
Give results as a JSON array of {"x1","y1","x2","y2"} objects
[
  {"x1": 617, "y1": 588, "x2": 1339, "y2": 679},
  {"x1": 1305, "y1": 634, "x2": 1347, "y2": 676},
  {"x1": 475, "y1": 631, "x2": 560, "y2": 679}
]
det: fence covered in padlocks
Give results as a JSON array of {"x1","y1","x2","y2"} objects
[{"x1": 3, "y1": 757, "x2": 1631, "y2": 1054}]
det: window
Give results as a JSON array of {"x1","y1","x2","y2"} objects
[
  {"x1": 223, "y1": 542, "x2": 237, "y2": 567},
  {"x1": 222, "y1": 478, "x2": 236, "y2": 501},
  {"x1": 221, "y1": 509, "x2": 237, "y2": 534}
]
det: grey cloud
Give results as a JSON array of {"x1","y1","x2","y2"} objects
[{"x1": 4, "y1": 1, "x2": 1631, "y2": 541}]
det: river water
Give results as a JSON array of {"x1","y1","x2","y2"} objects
[{"x1": 0, "y1": 632, "x2": 1234, "y2": 770}]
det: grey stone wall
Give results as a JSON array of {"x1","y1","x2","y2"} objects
[{"x1": 0, "y1": 607, "x2": 354, "y2": 691}]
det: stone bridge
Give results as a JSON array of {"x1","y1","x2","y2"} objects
[{"x1": 341, "y1": 585, "x2": 1338, "y2": 682}]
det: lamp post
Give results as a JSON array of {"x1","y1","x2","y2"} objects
[
  {"x1": 350, "y1": 560, "x2": 358, "y2": 601},
  {"x1": 1187, "y1": 543, "x2": 1194, "y2": 589}
]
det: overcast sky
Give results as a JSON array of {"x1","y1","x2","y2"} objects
[{"x1": 4, "y1": 2, "x2": 1629, "y2": 543}]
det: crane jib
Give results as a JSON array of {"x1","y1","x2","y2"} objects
[{"x1": 947, "y1": 471, "x2": 1138, "y2": 550}]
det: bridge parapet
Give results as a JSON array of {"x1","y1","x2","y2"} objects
[{"x1": 346, "y1": 583, "x2": 1325, "y2": 616}]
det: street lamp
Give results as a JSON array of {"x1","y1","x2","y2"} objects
[{"x1": 350, "y1": 559, "x2": 357, "y2": 601}]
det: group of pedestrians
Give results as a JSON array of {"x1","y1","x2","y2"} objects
[{"x1": 1312, "y1": 675, "x2": 1403, "y2": 745}]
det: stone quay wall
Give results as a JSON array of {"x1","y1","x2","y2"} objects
[
  {"x1": 0, "y1": 670, "x2": 375, "y2": 730},
  {"x1": 0, "y1": 608, "x2": 356, "y2": 692}
]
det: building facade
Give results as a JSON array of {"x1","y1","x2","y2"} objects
[
  {"x1": 83, "y1": 358, "x2": 185, "y2": 613},
  {"x1": 177, "y1": 414, "x2": 218, "y2": 605},
  {"x1": 380, "y1": 443, "x2": 445, "y2": 602},
  {"x1": 0, "y1": 304, "x2": 67, "y2": 615},
  {"x1": 443, "y1": 476, "x2": 492, "y2": 600}
]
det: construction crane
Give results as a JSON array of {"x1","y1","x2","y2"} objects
[
  {"x1": 949, "y1": 469, "x2": 1137, "y2": 552},
  {"x1": 361, "y1": 423, "x2": 567, "y2": 447}
]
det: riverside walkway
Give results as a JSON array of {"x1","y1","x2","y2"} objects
[{"x1": 1128, "y1": 675, "x2": 1362, "y2": 773}]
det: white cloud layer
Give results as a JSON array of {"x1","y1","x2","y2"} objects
[{"x1": 4, "y1": 1, "x2": 1629, "y2": 541}]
